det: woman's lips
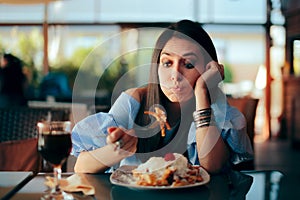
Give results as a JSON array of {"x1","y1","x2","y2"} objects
[{"x1": 170, "y1": 86, "x2": 183, "y2": 93}]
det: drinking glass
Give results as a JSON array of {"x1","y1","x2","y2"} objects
[{"x1": 37, "y1": 121, "x2": 73, "y2": 200}]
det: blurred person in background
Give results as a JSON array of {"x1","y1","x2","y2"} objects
[
  {"x1": 0, "y1": 53, "x2": 28, "y2": 107},
  {"x1": 39, "y1": 71, "x2": 72, "y2": 102}
]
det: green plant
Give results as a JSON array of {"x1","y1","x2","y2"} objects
[
  {"x1": 98, "y1": 52, "x2": 137, "y2": 92},
  {"x1": 223, "y1": 63, "x2": 233, "y2": 83}
]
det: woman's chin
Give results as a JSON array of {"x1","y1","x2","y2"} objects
[{"x1": 167, "y1": 94, "x2": 192, "y2": 103}]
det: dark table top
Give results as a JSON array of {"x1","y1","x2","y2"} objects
[
  {"x1": 0, "y1": 170, "x2": 284, "y2": 200},
  {"x1": 0, "y1": 171, "x2": 34, "y2": 200}
]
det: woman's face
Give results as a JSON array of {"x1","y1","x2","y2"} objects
[{"x1": 158, "y1": 37, "x2": 205, "y2": 103}]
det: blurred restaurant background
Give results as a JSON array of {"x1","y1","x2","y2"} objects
[{"x1": 0, "y1": 0, "x2": 300, "y2": 176}]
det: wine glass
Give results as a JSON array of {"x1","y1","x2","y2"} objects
[{"x1": 37, "y1": 121, "x2": 73, "y2": 200}]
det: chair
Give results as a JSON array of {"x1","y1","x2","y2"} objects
[
  {"x1": 227, "y1": 96, "x2": 259, "y2": 170},
  {"x1": 0, "y1": 107, "x2": 70, "y2": 173},
  {"x1": 0, "y1": 107, "x2": 70, "y2": 142},
  {"x1": 0, "y1": 138, "x2": 40, "y2": 172}
]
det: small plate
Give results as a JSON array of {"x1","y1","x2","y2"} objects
[{"x1": 110, "y1": 165, "x2": 210, "y2": 190}]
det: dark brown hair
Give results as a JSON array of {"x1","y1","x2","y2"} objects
[
  {"x1": 146, "y1": 19, "x2": 218, "y2": 119},
  {"x1": 135, "y1": 20, "x2": 218, "y2": 155}
]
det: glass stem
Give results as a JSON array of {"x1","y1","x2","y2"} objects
[{"x1": 53, "y1": 165, "x2": 62, "y2": 194}]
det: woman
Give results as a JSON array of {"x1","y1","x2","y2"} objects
[{"x1": 71, "y1": 20, "x2": 253, "y2": 174}]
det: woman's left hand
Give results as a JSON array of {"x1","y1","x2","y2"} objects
[
  {"x1": 194, "y1": 61, "x2": 224, "y2": 108},
  {"x1": 195, "y1": 61, "x2": 224, "y2": 91}
]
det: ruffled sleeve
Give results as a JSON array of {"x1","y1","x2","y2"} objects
[
  {"x1": 187, "y1": 99, "x2": 254, "y2": 166},
  {"x1": 222, "y1": 105, "x2": 254, "y2": 165},
  {"x1": 71, "y1": 92, "x2": 140, "y2": 157}
]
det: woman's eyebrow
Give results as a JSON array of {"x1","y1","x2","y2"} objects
[
  {"x1": 182, "y1": 52, "x2": 198, "y2": 58},
  {"x1": 161, "y1": 51, "x2": 198, "y2": 58},
  {"x1": 160, "y1": 51, "x2": 171, "y2": 56},
  {"x1": 160, "y1": 51, "x2": 201, "y2": 64}
]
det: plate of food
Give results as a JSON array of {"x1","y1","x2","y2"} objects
[{"x1": 110, "y1": 153, "x2": 210, "y2": 190}]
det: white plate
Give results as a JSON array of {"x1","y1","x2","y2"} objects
[{"x1": 110, "y1": 165, "x2": 210, "y2": 190}]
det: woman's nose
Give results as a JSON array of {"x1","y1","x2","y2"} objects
[{"x1": 171, "y1": 64, "x2": 182, "y2": 81}]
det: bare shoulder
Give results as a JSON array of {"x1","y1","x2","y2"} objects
[{"x1": 125, "y1": 87, "x2": 147, "y2": 103}]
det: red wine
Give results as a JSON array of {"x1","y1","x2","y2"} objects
[{"x1": 38, "y1": 133, "x2": 72, "y2": 166}]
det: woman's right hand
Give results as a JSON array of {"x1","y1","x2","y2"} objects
[
  {"x1": 106, "y1": 127, "x2": 138, "y2": 155},
  {"x1": 74, "y1": 127, "x2": 137, "y2": 173}
]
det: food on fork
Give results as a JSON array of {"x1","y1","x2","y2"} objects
[
  {"x1": 132, "y1": 153, "x2": 203, "y2": 187},
  {"x1": 144, "y1": 106, "x2": 171, "y2": 137}
]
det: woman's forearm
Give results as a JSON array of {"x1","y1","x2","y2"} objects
[
  {"x1": 195, "y1": 126, "x2": 229, "y2": 174},
  {"x1": 74, "y1": 145, "x2": 128, "y2": 173},
  {"x1": 194, "y1": 87, "x2": 229, "y2": 174}
]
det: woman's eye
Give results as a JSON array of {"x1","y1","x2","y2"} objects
[
  {"x1": 185, "y1": 62, "x2": 195, "y2": 69},
  {"x1": 162, "y1": 61, "x2": 171, "y2": 67}
]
